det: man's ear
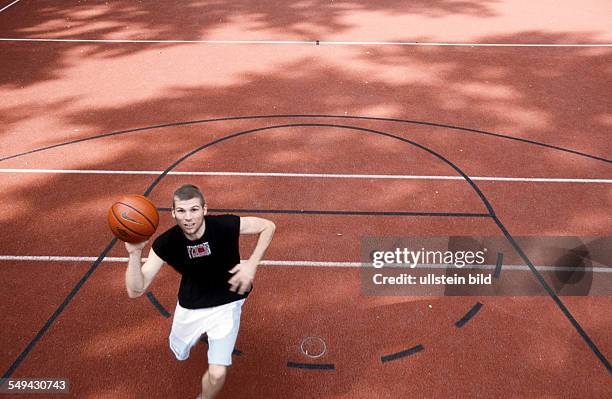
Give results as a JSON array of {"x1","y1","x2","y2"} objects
[
  {"x1": 171, "y1": 208, "x2": 176, "y2": 219},
  {"x1": 203, "y1": 204, "x2": 208, "y2": 215}
]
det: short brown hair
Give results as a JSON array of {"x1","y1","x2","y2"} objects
[{"x1": 172, "y1": 184, "x2": 205, "y2": 208}]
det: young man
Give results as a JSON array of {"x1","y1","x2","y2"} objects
[{"x1": 124, "y1": 184, "x2": 275, "y2": 399}]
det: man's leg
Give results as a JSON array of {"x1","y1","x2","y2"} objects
[
  {"x1": 200, "y1": 300, "x2": 244, "y2": 398},
  {"x1": 201, "y1": 364, "x2": 227, "y2": 399}
]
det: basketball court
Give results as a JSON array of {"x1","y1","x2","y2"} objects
[{"x1": 0, "y1": 1, "x2": 611, "y2": 398}]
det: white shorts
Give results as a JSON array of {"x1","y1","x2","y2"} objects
[{"x1": 169, "y1": 299, "x2": 245, "y2": 366}]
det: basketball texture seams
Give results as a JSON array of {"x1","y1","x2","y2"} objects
[{"x1": 107, "y1": 195, "x2": 159, "y2": 243}]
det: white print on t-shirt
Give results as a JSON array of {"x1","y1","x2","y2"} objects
[{"x1": 187, "y1": 242, "x2": 211, "y2": 259}]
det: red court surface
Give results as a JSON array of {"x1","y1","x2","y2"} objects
[{"x1": 0, "y1": 1, "x2": 611, "y2": 398}]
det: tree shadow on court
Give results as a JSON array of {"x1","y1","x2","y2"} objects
[
  {"x1": 3, "y1": 27, "x2": 607, "y2": 161},
  {"x1": 0, "y1": 0, "x2": 499, "y2": 89}
]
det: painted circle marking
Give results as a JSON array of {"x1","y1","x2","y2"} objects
[{"x1": 300, "y1": 336, "x2": 327, "y2": 359}]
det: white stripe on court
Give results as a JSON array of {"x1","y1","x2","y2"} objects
[
  {"x1": 0, "y1": 255, "x2": 609, "y2": 273},
  {"x1": 0, "y1": 37, "x2": 610, "y2": 47},
  {"x1": 0, "y1": 0, "x2": 22, "y2": 13},
  {"x1": 0, "y1": 168, "x2": 610, "y2": 184}
]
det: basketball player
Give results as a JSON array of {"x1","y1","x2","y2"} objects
[{"x1": 124, "y1": 184, "x2": 275, "y2": 399}]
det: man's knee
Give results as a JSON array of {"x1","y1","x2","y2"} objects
[{"x1": 207, "y1": 364, "x2": 227, "y2": 384}]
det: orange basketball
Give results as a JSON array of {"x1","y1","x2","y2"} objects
[{"x1": 107, "y1": 195, "x2": 159, "y2": 243}]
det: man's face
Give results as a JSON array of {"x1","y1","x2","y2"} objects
[{"x1": 172, "y1": 197, "x2": 206, "y2": 236}]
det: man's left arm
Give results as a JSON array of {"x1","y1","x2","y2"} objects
[{"x1": 228, "y1": 216, "x2": 276, "y2": 294}]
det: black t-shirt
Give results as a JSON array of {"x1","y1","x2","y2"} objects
[{"x1": 152, "y1": 214, "x2": 251, "y2": 309}]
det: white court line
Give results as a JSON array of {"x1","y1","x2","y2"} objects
[
  {"x1": 0, "y1": 37, "x2": 611, "y2": 47},
  {"x1": 0, "y1": 0, "x2": 22, "y2": 13},
  {"x1": 0, "y1": 255, "x2": 610, "y2": 273},
  {"x1": 0, "y1": 168, "x2": 611, "y2": 184}
]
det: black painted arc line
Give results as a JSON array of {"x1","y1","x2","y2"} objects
[
  {"x1": 157, "y1": 207, "x2": 492, "y2": 218},
  {"x1": 2, "y1": 238, "x2": 119, "y2": 379},
  {"x1": 110, "y1": 208, "x2": 149, "y2": 237},
  {"x1": 455, "y1": 302, "x2": 483, "y2": 328},
  {"x1": 1, "y1": 114, "x2": 609, "y2": 164},
  {"x1": 116, "y1": 201, "x2": 157, "y2": 230},
  {"x1": 381, "y1": 344, "x2": 424, "y2": 363},
  {"x1": 493, "y1": 252, "x2": 504, "y2": 279},
  {"x1": 145, "y1": 292, "x2": 171, "y2": 318},
  {"x1": 287, "y1": 362, "x2": 335, "y2": 370},
  {"x1": 491, "y1": 217, "x2": 611, "y2": 374},
  {"x1": 141, "y1": 123, "x2": 496, "y2": 219}
]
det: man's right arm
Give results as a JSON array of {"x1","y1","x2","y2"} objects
[{"x1": 125, "y1": 241, "x2": 164, "y2": 298}]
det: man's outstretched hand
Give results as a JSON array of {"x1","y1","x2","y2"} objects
[
  {"x1": 228, "y1": 260, "x2": 257, "y2": 295},
  {"x1": 125, "y1": 240, "x2": 148, "y2": 254}
]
